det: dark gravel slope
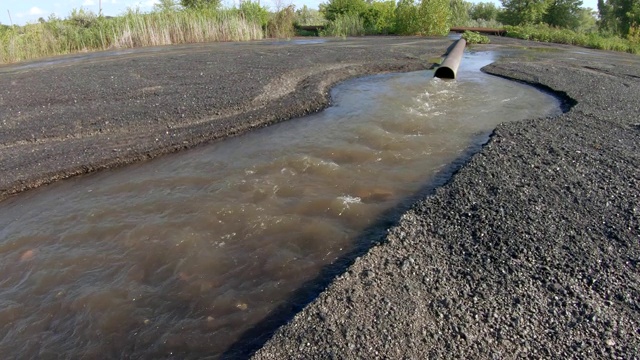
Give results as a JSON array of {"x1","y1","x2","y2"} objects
[
  {"x1": 0, "y1": 37, "x2": 450, "y2": 201},
  {"x1": 252, "y1": 39, "x2": 640, "y2": 358}
]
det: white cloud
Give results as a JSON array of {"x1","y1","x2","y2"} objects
[
  {"x1": 83, "y1": 0, "x2": 96, "y2": 5},
  {"x1": 29, "y1": 7, "x2": 45, "y2": 15}
]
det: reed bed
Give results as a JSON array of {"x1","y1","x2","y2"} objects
[{"x1": 0, "y1": 8, "x2": 264, "y2": 64}]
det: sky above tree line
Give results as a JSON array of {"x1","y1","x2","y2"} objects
[{"x1": 2, "y1": 0, "x2": 599, "y2": 26}]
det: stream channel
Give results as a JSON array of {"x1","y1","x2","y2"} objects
[{"x1": 0, "y1": 50, "x2": 561, "y2": 358}]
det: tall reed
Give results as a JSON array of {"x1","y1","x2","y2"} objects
[{"x1": 0, "y1": 8, "x2": 264, "y2": 64}]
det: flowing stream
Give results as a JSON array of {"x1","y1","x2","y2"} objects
[{"x1": 0, "y1": 51, "x2": 561, "y2": 358}]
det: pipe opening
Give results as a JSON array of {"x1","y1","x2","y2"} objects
[
  {"x1": 434, "y1": 38, "x2": 466, "y2": 80},
  {"x1": 434, "y1": 67, "x2": 455, "y2": 79}
]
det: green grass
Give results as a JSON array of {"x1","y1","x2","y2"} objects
[
  {"x1": 0, "y1": 8, "x2": 264, "y2": 64},
  {"x1": 505, "y1": 24, "x2": 640, "y2": 54}
]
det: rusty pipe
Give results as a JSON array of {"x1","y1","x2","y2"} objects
[{"x1": 434, "y1": 38, "x2": 466, "y2": 80}]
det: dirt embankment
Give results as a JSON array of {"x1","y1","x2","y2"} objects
[
  {"x1": 250, "y1": 38, "x2": 640, "y2": 359},
  {"x1": 0, "y1": 37, "x2": 450, "y2": 201}
]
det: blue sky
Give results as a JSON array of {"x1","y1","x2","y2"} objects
[{"x1": 2, "y1": 0, "x2": 599, "y2": 26}]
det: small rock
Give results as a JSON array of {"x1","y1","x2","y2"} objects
[{"x1": 605, "y1": 339, "x2": 615, "y2": 347}]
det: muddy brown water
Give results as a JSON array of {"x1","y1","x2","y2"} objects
[{"x1": 0, "y1": 51, "x2": 561, "y2": 358}]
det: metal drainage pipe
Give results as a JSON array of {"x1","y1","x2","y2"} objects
[{"x1": 434, "y1": 38, "x2": 466, "y2": 80}]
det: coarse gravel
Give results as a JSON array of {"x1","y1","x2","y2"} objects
[{"x1": 250, "y1": 37, "x2": 640, "y2": 359}]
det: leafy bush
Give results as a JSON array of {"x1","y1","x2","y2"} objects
[{"x1": 462, "y1": 30, "x2": 490, "y2": 44}]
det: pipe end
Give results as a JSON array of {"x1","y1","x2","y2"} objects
[{"x1": 434, "y1": 67, "x2": 455, "y2": 79}]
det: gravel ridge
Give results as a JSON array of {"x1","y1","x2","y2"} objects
[{"x1": 251, "y1": 40, "x2": 640, "y2": 359}]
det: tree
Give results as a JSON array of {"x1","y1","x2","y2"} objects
[
  {"x1": 321, "y1": 0, "x2": 368, "y2": 21},
  {"x1": 363, "y1": 1, "x2": 397, "y2": 34},
  {"x1": 154, "y1": 0, "x2": 178, "y2": 12},
  {"x1": 418, "y1": 0, "x2": 451, "y2": 35},
  {"x1": 575, "y1": 7, "x2": 598, "y2": 32},
  {"x1": 499, "y1": 0, "x2": 549, "y2": 25},
  {"x1": 470, "y1": 2, "x2": 500, "y2": 21},
  {"x1": 239, "y1": 1, "x2": 269, "y2": 29},
  {"x1": 598, "y1": 0, "x2": 640, "y2": 35},
  {"x1": 450, "y1": 0, "x2": 472, "y2": 26},
  {"x1": 543, "y1": 0, "x2": 583, "y2": 29},
  {"x1": 180, "y1": 0, "x2": 220, "y2": 9},
  {"x1": 394, "y1": 0, "x2": 450, "y2": 35},
  {"x1": 395, "y1": 0, "x2": 421, "y2": 34},
  {"x1": 296, "y1": 5, "x2": 325, "y2": 25}
]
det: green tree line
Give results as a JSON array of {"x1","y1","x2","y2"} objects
[{"x1": 1, "y1": 0, "x2": 638, "y2": 63}]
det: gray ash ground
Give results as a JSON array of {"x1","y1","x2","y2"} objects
[
  {"x1": 1, "y1": 37, "x2": 638, "y2": 359},
  {"x1": 0, "y1": 37, "x2": 450, "y2": 200}
]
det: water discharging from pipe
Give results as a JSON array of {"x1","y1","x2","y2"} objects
[{"x1": 0, "y1": 51, "x2": 561, "y2": 358}]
